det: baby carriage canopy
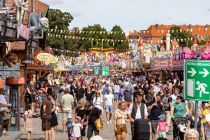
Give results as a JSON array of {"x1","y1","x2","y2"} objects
[{"x1": 133, "y1": 119, "x2": 150, "y2": 140}]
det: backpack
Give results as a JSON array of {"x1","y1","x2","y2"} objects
[
  {"x1": 162, "y1": 96, "x2": 168, "y2": 108},
  {"x1": 124, "y1": 90, "x2": 132, "y2": 102}
]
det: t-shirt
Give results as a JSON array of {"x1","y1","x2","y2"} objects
[
  {"x1": 149, "y1": 102, "x2": 163, "y2": 120},
  {"x1": 158, "y1": 121, "x2": 167, "y2": 132},
  {"x1": 202, "y1": 108, "x2": 209, "y2": 123},
  {"x1": 113, "y1": 85, "x2": 120, "y2": 93},
  {"x1": 171, "y1": 94, "x2": 177, "y2": 103},
  {"x1": 104, "y1": 94, "x2": 114, "y2": 106},
  {"x1": 93, "y1": 96, "x2": 103, "y2": 105},
  {"x1": 124, "y1": 90, "x2": 132, "y2": 102},
  {"x1": 86, "y1": 91, "x2": 93, "y2": 102},
  {"x1": 62, "y1": 94, "x2": 74, "y2": 112},
  {"x1": 0, "y1": 95, "x2": 7, "y2": 112},
  {"x1": 73, "y1": 123, "x2": 82, "y2": 137},
  {"x1": 76, "y1": 107, "x2": 86, "y2": 120},
  {"x1": 86, "y1": 107, "x2": 101, "y2": 126},
  {"x1": 77, "y1": 87, "x2": 85, "y2": 100},
  {"x1": 173, "y1": 102, "x2": 186, "y2": 118}
]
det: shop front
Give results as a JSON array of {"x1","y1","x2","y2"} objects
[{"x1": 0, "y1": 63, "x2": 24, "y2": 131}]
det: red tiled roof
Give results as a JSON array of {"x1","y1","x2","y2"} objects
[{"x1": 142, "y1": 24, "x2": 210, "y2": 38}]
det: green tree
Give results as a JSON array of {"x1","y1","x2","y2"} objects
[
  {"x1": 47, "y1": 9, "x2": 74, "y2": 55},
  {"x1": 110, "y1": 25, "x2": 128, "y2": 52},
  {"x1": 164, "y1": 26, "x2": 193, "y2": 48},
  {"x1": 48, "y1": 9, "x2": 73, "y2": 30},
  {"x1": 80, "y1": 24, "x2": 109, "y2": 51}
]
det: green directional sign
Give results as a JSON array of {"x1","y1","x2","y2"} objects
[
  {"x1": 102, "y1": 66, "x2": 110, "y2": 76},
  {"x1": 185, "y1": 60, "x2": 210, "y2": 101}
]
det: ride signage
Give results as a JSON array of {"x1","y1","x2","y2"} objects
[{"x1": 185, "y1": 60, "x2": 210, "y2": 101}]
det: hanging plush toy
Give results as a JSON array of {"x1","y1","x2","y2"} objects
[
  {"x1": 4, "y1": 53, "x2": 18, "y2": 67},
  {"x1": 13, "y1": 0, "x2": 29, "y2": 22}
]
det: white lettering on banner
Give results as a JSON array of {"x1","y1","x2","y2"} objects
[{"x1": 187, "y1": 62, "x2": 210, "y2": 67}]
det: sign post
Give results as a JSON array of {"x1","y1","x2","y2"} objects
[{"x1": 185, "y1": 60, "x2": 210, "y2": 129}]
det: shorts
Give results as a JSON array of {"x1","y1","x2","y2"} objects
[
  {"x1": 105, "y1": 105, "x2": 113, "y2": 113},
  {"x1": 81, "y1": 125, "x2": 87, "y2": 136},
  {"x1": 158, "y1": 132, "x2": 166, "y2": 138},
  {"x1": 62, "y1": 111, "x2": 72, "y2": 121},
  {"x1": 114, "y1": 93, "x2": 119, "y2": 100},
  {"x1": 115, "y1": 124, "x2": 127, "y2": 135},
  {"x1": 151, "y1": 120, "x2": 159, "y2": 134}
]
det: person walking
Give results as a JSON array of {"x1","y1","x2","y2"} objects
[
  {"x1": 86, "y1": 104, "x2": 102, "y2": 140},
  {"x1": 72, "y1": 116, "x2": 83, "y2": 140},
  {"x1": 41, "y1": 93, "x2": 53, "y2": 140},
  {"x1": 49, "y1": 94, "x2": 58, "y2": 140},
  {"x1": 75, "y1": 99, "x2": 87, "y2": 140},
  {"x1": 114, "y1": 101, "x2": 128, "y2": 140},
  {"x1": 148, "y1": 94, "x2": 165, "y2": 140},
  {"x1": 113, "y1": 82, "x2": 120, "y2": 102},
  {"x1": 127, "y1": 94, "x2": 148, "y2": 139},
  {"x1": 0, "y1": 90, "x2": 11, "y2": 137},
  {"x1": 157, "y1": 114, "x2": 168, "y2": 139},
  {"x1": 187, "y1": 107, "x2": 204, "y2": 140},
  {"x1": 61, "y1": 88, "x2": 74, "y2": 132},
  {"x1": 103, "y1": 89, "x2": 114, "y2": 124},
  {"x1": 24, "y1": 104, "x2": 33, "y2": 140},
  {"x1": 171, "y1": 96, "x2": 189, "y2": 140},
  {"x1": 66, "y1": 114, "x2": 73, "y2": 140}
]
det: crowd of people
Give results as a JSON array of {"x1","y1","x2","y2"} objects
[{"x1": 1, "y1": 71, "x2": 210, "y2": 140}]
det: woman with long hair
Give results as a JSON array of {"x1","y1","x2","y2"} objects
[
  {"x1": 93, "y1": 90, "x2": 103, "y2": 106},
  {"x1": 48, "y1": 88, "x2": 58, "y2": 140},
  {"x1": 187, "y1": 104, "x2": 204, "y2": 140}
]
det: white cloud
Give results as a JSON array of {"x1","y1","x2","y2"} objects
[{"x1": 42, "y1": 0, "x2": 210, "y2": 30}]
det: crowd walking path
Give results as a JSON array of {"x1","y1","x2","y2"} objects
[{"x1": 3, "y1": 103, "x2": 173, "y2": 140}]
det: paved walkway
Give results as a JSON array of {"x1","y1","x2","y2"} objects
[
  {"x1": 14, "y1": 117, "x2": 173, "y2": 140},
  {"x1": 2, "y1": 103, "x2": 173, "y2": 140}
]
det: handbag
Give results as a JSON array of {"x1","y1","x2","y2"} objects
[
  {"x1": 42, "y1": 113, "x2": 52, "y2": 120},
  {"x1": 89, "y1": 107, "x2": 102, "y2": 130},
  {"x1": 2, "y1": 110, "x2": 10, "y2": 120},
  {"x1": 95, "y1": 118, "x2": 102, "y2": 130}
]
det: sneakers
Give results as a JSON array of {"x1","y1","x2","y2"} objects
[
  {"x1": 109, "y1": 120, "x2": 112, "y2": 124},
  {"x1": 107, "y1": 121, "x2": 110, "y2": 124}
]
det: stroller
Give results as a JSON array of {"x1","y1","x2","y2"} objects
[
  {"x1": 172, "y1": 117, "x2": 187, "y2": 140},
  {"x1": 133, "y1": 119, "x2": 150, "y2": 140}
]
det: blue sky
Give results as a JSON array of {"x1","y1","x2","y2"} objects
[{"x1": 42, "y1": 0, "x2": 210, "y2": 31}]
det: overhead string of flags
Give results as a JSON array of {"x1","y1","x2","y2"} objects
[{"x1": 47, "y1": 27, "x2": 210, "y2": 44}]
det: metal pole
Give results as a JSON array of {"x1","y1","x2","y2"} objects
[
  {"x1": 194, "y1": 101, "x2": 198, "y2": 130},
  {"x1": 32, "y1": 0, "x2": 35, "y2": 12},
  {"x1": 194, "y1": 58, "x2": 200, "y2": 130},
  {"x1": 2, "y1": 0, "x2": 5, "y2": 7}
]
